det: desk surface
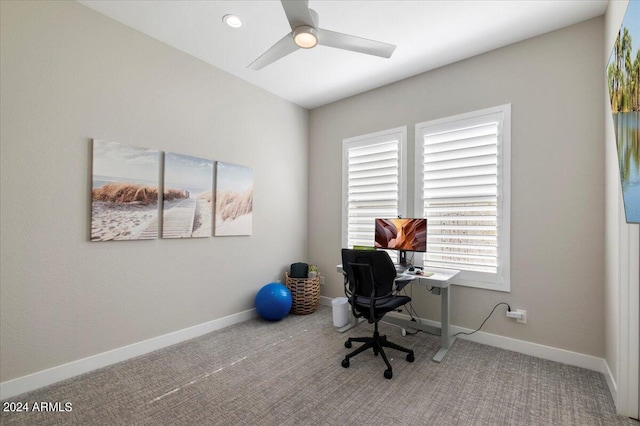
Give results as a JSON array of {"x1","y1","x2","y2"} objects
[
  {"x1": 397, "y1": 268, "x2": 459, "y2": 288},
  {"x1": 336, "y1": 265, "x2": 459, "y2": 289}
]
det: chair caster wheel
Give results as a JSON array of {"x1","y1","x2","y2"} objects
[
  {"x1": 406, "y1": 353, "x2": 415, "y2": 362},
  {"x1": 373, "y1": 350, "x2": 379, "y2": 357},
  {"x1": 342, "y1": 359, "x2": 350, "y2": 368},
  {"x1": 345, "y1": 341, "x2": 352, "y2": 349},
  {"x1": 384, "y1": 369, "x2": 393, "y2": 379}
]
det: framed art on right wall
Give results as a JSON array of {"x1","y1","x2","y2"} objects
[
  {"x1": 607, "y1": 0, "x2": 640, "y2": 223},
  {"x1": 214, "y1": 161, "x2": 253, "y2": 236}
]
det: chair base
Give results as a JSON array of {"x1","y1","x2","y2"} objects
[{"x1": 341, "y1": 322, "x2": 414, "y2": 379}]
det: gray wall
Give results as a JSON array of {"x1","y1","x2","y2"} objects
[
  {"x1": 604, "y1": 0, "x2": 627, "y2": 400},
  {"x1": 0, "y1": 1, "x2": 308, "y2": 382},
  {"x1": 309, "y1": 18, "x2": 605, "y2": 357},
  {"x1": 604, "y1": 0, "x2": 639, "y2": 415}
]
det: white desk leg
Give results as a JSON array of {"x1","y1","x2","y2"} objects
[{"x1": 432, "y1": 286, "x2": 453, "y2": 362}]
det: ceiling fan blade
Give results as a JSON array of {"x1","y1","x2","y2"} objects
[
  {"x1": 247, "y1": 33, "x2": 299, "y2": 70},
  {"x1": 317, "y1": 29, "x2": 396, "y2": 58},
  {"x1": 281, "y1": 0, "x2": 315, "y2": 30}
]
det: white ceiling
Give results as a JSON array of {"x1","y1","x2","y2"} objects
[{"x1": 79, "y1": 0, "x2": 608, "y2": 110}]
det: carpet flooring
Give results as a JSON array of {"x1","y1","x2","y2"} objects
[{"x1": 1, "y1": 306, "x2": 637, "y2": 425}]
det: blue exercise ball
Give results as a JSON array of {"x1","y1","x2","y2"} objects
[{"x1": 255, "y1": 283, "x2": 292, "y2": 321}]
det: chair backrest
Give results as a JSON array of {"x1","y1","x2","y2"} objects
[{"x1": 341, "y1": 249, "x2": 397, "y2": 299}]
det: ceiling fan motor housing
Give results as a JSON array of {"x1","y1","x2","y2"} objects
[{"x1": 293, "y1": 25, "x2": 319, "y2": 48}]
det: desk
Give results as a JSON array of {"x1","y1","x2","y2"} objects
[{"x1": 336, "y1": 265, "x2": 459, "y2": 363}]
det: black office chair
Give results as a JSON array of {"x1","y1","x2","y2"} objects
[{"x1": 340, "y1": 248, "x2": 415, "y2": 379}]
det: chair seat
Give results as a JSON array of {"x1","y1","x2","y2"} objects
[
  {"x1": 353, "y1": 295, "x2": 410, "y2": 316},
  {"x1": 355, "y1": 296, "x2": 411, "y2": 311}
]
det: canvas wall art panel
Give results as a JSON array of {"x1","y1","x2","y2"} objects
[
  {"x1": 607, "y1": 1, "x2": 640, "y2": 223},
  {"x1": 91, "y1": 139, "x2": 161, "y2": 241},
  {"x1": 214, "y1": 162, "x2": 253, "y2": 236},
  {"x1": 163, "y1": 153, "x2": 213, "y2": 238}
]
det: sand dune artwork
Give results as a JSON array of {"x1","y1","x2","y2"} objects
[
  {"x1": 214, "y1": 162, "x2": 253, "y2": 236},
  {"x1": 91, "y1": 140, "x2": 161, "y2": 241},
  {"x1": 162, "y1": 152, "x2": 213, "y2": 238}
]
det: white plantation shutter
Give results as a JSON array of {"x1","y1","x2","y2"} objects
[
  {"x1": 343, "y1": 128, "x2": 406, "y2": 251},
  {"x1": 423, "y1": 122, "x2": 498, "y2": 272},
  {"x1": 416, "y1": 105, "x2": 510, "y2": 291}
]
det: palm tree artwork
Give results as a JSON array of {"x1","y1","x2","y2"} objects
[{"x1": 607, "y1": 1, "x2": 640, "y2": 223}]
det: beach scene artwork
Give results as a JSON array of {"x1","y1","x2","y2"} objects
[
  {"x1": 91, "y1": 140, "x2": 161, "y2": 241},
  {"x1": 607, "y1": 1, "x2": 640, "y2": 223},
  {"x1": 162, "y1": 153, "x2": 213, "y2": 238},
  {"x1": 214, "y1": 162, "x2": 253, "y2": 236}
]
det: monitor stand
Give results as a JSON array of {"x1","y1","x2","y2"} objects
[
  {"x1": 395, "y1": 264, "x2": 409, "y2": 273},
  {"x1": 395, "y1": 250, "x2": 409, "y2": 273},
  {"x1": 399, "y1": 250, "x2": 408, "y2": 267}
]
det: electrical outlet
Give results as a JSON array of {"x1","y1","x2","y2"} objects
[
  {"x1": 506, "y1": 309, "x2": 527, "y2": 324},
  {"x1": 516, "y1": 309, "x2": 526, "y2": 324},
  {"x1": 319, "y1": 276, "x2": 325, "y2": 286}
]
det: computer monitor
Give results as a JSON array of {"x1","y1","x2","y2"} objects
[{"x1": 374, "y1": 218, "x2": 427, "y2": 266}]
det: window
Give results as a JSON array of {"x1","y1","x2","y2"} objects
[
  {"x1": 415, "y1": 105, "x2": 511, "y2": 291},
  {"x1": 342, "y1": 127, "x2": 407, "y2": 252}
]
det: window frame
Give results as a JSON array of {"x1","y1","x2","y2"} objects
[
  {"x1": 415, "y1": 104, "x2": 511, "y2": 292},
  {"x1": 342, "y1": 126, "x2": 408, "y2": 249}
]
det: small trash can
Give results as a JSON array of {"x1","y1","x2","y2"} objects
[{"x1": 332, "y1": 297, "x2": 349, "y2": 327}]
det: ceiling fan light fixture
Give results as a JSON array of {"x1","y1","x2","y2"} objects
[
  {"x1": 247, "y1": 1, "x2": 395, "y2": 70},
  {"x1": 222, "y1": 14, "x2": 242, "y2": 28},
  {"x1": 293, "y1": 26, "x2": 318, "y2": 49}
]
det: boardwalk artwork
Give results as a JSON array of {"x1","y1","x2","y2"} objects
[
  {"x1": 162, "y1": 153, "x2": 213, "y2": 238},
  {"x1": 91, "y1": 140, "x2": 161, "y2": 241}
]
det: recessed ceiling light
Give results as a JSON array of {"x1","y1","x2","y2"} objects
[{"x1": 223, "y1": 14, "x2": 242, "y2": 28}]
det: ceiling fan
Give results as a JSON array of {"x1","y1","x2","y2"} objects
[{"x1": 248, "y1": 0, "x2": 396, "y2": 70}]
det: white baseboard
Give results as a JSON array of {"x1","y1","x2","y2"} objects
[
  {"x1": 2, "y1": 301, "x2": 618, "y2": 402},
  {"x1": 320, "y1": 295, "x2": 333, "y2": 306},
  {"x1": 456, "y1": 324, "x2": 618, "y2": 404},
  {"x1": 389, "y1": 311, "x2": 610, "y2": 374},
  {"x1": 453, "y1": 326, "x2": 607, "y2": 373},
  {"x1": 604, "y1": 360, "x2": 618, "y2": 407},
  {"x1": 0, "y1": 309, "x2": 257, "y2": 400},
  {"x1": 321, "y1": 302, "x2": 615, "y2": 384}
]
